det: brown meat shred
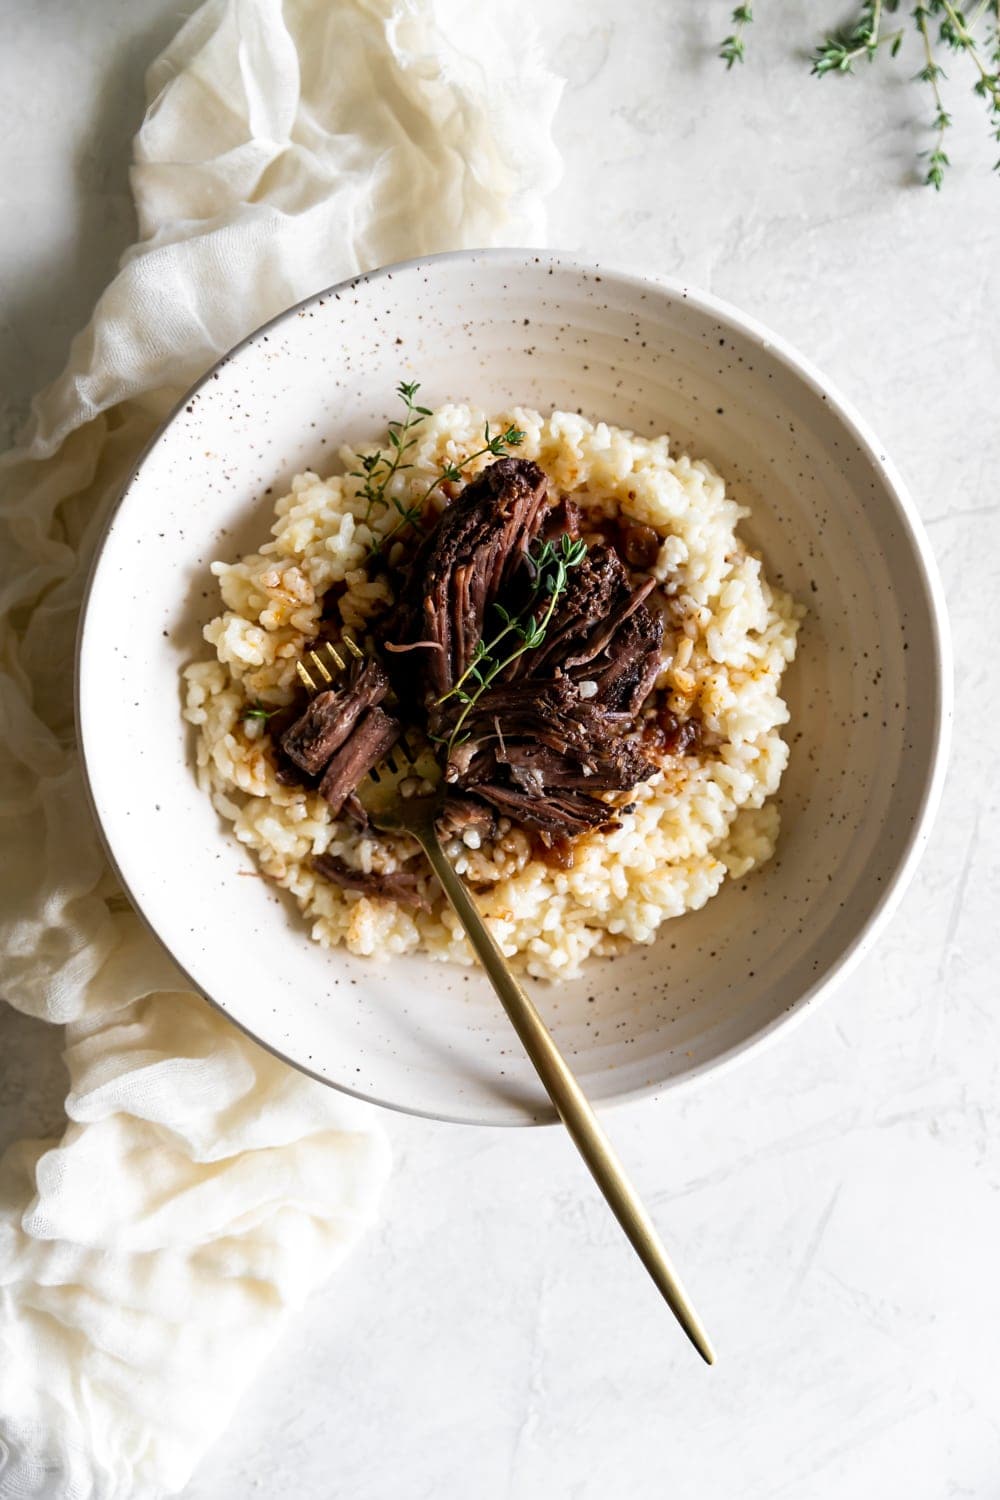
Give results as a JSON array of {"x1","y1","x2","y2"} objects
[
  {"x1": 474, "y1": 784, "x2": 619, "y2": 839},
  {"x1": 496, "y1": 737, "x2": 652, "y2": 794},
  {"x1": 436, "y1": 795, "x2": 498, "y2": 842},
  {"x1": 319, "y1": 706, "x2": 400, "y2": 815},
  {"x1": 391, "y1": 456, "x2": 551, "y2": 703},
  {"x1": 312, "y1": 852, "x2": 428, "y2": 909},
  {"x1": 540, "y1": 494, "x2": 582, "y2": 542},
  {"x1": 386, "y1": 458, "x2": 664, "y2": 844},
  {"x1": 280, "y1": 657, "x2": 390, "y2": 774}
]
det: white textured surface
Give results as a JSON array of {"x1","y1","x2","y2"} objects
[{"x1": 1, "y1": 1, "x2": 998, "y2": 1496}]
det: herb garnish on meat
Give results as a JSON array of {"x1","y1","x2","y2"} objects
[
  {"x1": 263, "y1": 401, "x2": 667, "y2": 858},
  {"x1": 389, "y1": 455, "x2": 664, "y2": 842},
  {"x1": 351, "y1": 381, "x2": 431, "y2": 534},
  {"x1": 350, "y1": 381, "x2": 525, "y2": 554}
]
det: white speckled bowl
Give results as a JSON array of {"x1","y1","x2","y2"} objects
[{"x1": 77, "y1": 251, "x2": 951, "y2": 1126}]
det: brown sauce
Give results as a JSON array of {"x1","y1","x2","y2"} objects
[
  {"x1": 530, "y1": 833, "x2": 577, "y2": 870},
  {"x1": 645, "y1": 705, "x2": 702, "y2": 757}
]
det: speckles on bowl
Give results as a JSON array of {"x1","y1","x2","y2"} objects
[{"x1": 76, "y1": 250, "x2": 950, "y2": 1126}]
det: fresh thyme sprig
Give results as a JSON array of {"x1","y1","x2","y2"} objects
[
  {"x1": 376, "y1": 421, "x2": 526, "y2": 554},
  {"x1": 435, "y1": 532, "x2": 588, "y2": 760},
  {"x1": 426, "y1": 423, "x2": 528, "y2": 500},
  {"x1": 917, "y1": 4, "x2": 953, "y2": 185},
  {"x1": 353, "y1": 384, "x2": 526, "y2": 556},
  {"x1": 242, "y1": 700, "x2": 280, "y2": 722},
  {"x1": 719, "y1": 4, "x2": 753, "y2": 68},
  {"x1": 350, "y1": 381, "x2": 432, "y2": 547},
  {"x1": 375, "y1": 420, "x2": 526, "y2": 555},
  {"x1": 937, "y1": 0, "x2": 1000, "y2": 162},
  {"x1": 718, "y1": 0, "x2": 1000, "y2": 184},
  {"x1": 811, "y1": 0, "x2": 905, "y2": 74}
]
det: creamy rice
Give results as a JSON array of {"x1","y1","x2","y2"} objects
[{"x1": 183, "y1": 404, "x2": 802, "y2": 981}]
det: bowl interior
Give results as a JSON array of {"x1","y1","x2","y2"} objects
[{"x1": 78, "y1": 252, "x2": 947, "y2": 1125}]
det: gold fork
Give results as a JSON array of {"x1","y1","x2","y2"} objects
[{"x1": 298, "y1": 640, "x2": 716, "y2": 1364}]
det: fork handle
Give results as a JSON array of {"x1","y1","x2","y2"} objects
[{"x1": 415, "y1": 828, "x2": 716, "y2": 1365}]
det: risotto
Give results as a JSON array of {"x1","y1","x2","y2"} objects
[{"x1": 182, "y1": 402, "x2": 801, "y2": 981}]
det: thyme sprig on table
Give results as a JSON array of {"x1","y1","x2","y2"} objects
[
  {"x1": 351, "y1": 382, "x2": 525, "y2": 555},
  {"x1": 810, "y1": 0, "x2": 905, "y2": 74},
  {"x1": 720, "y1": 4, "x2": 753, "y2": 68},
  {"x1": 435, "y1": 532, "x2": 588, "y2": 759},
  {"x1": 718, "y1": 0, "x2": 1000, "y2": 186},
  {"x1": 917, "y1": 5, "x2": 954, "y2": 185}
]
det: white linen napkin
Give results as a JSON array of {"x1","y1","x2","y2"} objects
[{"x1": 0, "y1": 2, "x2": 562, "y2": 1495}]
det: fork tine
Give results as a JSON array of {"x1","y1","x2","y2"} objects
[
  {"x1": 398, "y1": 732, "x2": 417, "y2": 764},
  {"x1": 296, "y1": 659, "x2": 318, "y2": 692},
  {"x1": 297, "y1": 634, "x2": 372, "y2": 699},
  {"x1": 309, "y1": 649, "x2": 334, "y2": 685}
]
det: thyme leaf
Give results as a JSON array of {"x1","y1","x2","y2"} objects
[{"x1": 242, "y1": 700, "x2": 280, "y2": 722}]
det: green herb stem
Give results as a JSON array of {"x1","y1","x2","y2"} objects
[
  {"x1": 442, "y1": 618, "x2": 522, "y2": 707},
  {"x1": 719, "y1": 4, "x2": 753, "y2": 68},
  {"x1": 436, "y1": 534, "x2": 587, "y2": 761},
  {"x1": 918, "y1": 4, "x2": 953, "y2": 185},
  {"x1": 350, "y1": 381, "x2": 432, "y2": 537},
  {"x1": 367, "y1": 406, "x2": 526, "y2": 557},
  {"x1": 939, "y1": 0, "x2": 1000, "y2": 116},
  {"x1": 418, "y1": 423, "x2": 528, "y2": 509},
  {"x1": 242, "y1": 701, "x2": 279, "y2": 722},
  {"x1": 811, "y1": 0, "x2": 902, "y2": 74},
  {"x1": 719, "y1": 0, "x2": 1000, "y2": 183}
]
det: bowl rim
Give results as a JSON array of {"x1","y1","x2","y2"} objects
[{"x1": 76, "y1": 247, "x2": 954, "y2": 1127}]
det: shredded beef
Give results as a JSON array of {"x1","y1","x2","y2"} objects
[
  {"x1": 270, "y1": 460, "x2": 668, "y2": 851},
  {"x1": 391, "y1": 456, "x2": 551, "y2": 702},
  {"x1": 385, "y1": 457, "x2": 664, "y2": 841},
  {"x1": 496, "y1": 737, "x2": 653, "y2": 794},
  {"x1": 319, "y1": 706, "x2": 400, "y2": 815},
  {"x1": 473, "y1": 783, "x2": 619, "y2": 840},
  {"x1": 540, "y1": 494, "x2": 582, "y2": 542},
  {"x1": 312, "y1": 852, "x2": 428, "y2": 909},
  {"x1": 436, "y1": 795, "x2": 498, "y2": 842},
  {"x1": 280, "y1": 658, "x2": 389, "y2": 774}
]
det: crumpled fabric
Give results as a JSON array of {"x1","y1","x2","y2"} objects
[{"x1": 0, "y1": 1, "x2": 562, "y2": 1495}]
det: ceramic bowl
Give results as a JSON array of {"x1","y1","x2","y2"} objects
[{"x1": 77, "y1": 251, "x2": 951, "y2": 1125}]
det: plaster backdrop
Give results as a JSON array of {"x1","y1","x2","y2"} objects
[{"x1": 1, "y1": 2, "x2": 997, "y2": 1497}]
